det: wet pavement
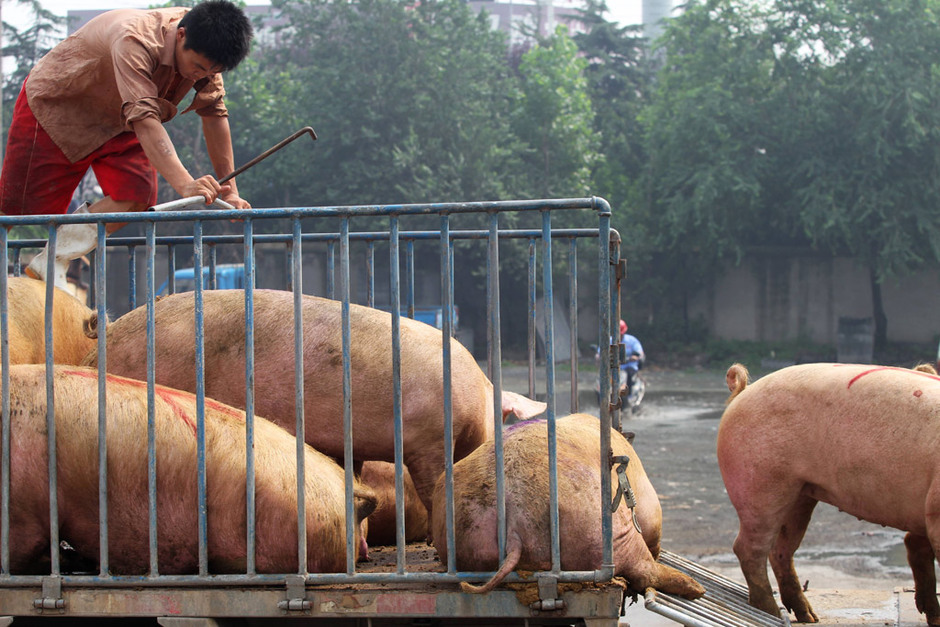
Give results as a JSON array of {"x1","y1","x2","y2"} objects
[{"x1": 510, "y1": 365, "x2": 927, "y2": 626}]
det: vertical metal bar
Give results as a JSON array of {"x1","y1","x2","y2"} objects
[
  {"x1": 487, "y1": 212, "x2": 505, "y2": 562},
  {"x1": 146, "y1": 236, "x2": 159, "y2": 575},
  {"x1": 340, "y1": 218, "x2": 355, "y2": 574},
  {"x1": 127, "y1": 245, "x2": 137, "y2": 311},
  {"x1": 208, "y1": 245, "x2": 218, "y2": 290},
  {"x1": 441, "y1": 214, "x2": 456, "y2": 574},
  {"x1": 88, "y1": 251, "x2": 97, "y2": 310},
  {"x1": 44, "y1": 225, "x2": 60, "y2": 575},
  {"x1": 286, "y1": 241, "x2": 294, "y2": 292},
  {"x1": 167, "y1": 244, "x2": 177, "y2": 294},
  {"x1": 193, "y1": 221, "x2": 209, "y2": 575},
  {"x1": 541, "y1": 210, "x2": 559, "y2": 574},
  {"x1": 449, "y1": 238, "x2": 456, "y2": 337},
  {"x1": 608, "y1": 233, "x2": 623, "y2": 434},
  {"x1": 366, "y1": 241, "x2": 375, "y2": 308},
  {"x1": 388, "y1": 217, "x2": 406, "y2": 573},
  {"x1": 244, "y1": 218, "x2": 257, "y2": 575},
  {"x1": 291, "y1": 217, "x2": 307, "y2": 574},
  {"x1": 527, "y1": 238, "x2": 537, "y2": 400},
  {"x1": 0, "y1": 227, "x2": 9, "y2": 574},
  {"x1": 569, "y1": 238, "x2": 579, "y2": 414},
  {"x1": 485, "y1": 234, "x2": 493, "y2": 382},
  {"x1": 405, "y1": 240, "x2": 415, "y2": 320},
  {"x1": 96, "y1": 221, "x2": 109, "y2": 575},
  {"x1": 598, "y1": 202, "x2": 614, "y2": 573},
  {"x1": 327, "y1": 241, "x2": 335, "y2": 300}
]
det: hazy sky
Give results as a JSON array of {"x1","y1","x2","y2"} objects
[{"x1": 5, "y1": 0, "x2": 643, "y2": 32}]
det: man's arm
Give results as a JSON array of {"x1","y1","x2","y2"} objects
[
  {"x1": 202, "y1": 115, "x2": 250, "y2": 209},
  {"x1": 132, "y1": 116, "x2": 223, "y2": 204}
]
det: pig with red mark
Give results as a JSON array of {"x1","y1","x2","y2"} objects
[
  {"x1": 431, "y1": 413, "x2": 706, "y2": 598},
  {"x1": 5, "y1": 364, "x2": 375, "y2": 575},
  {"x1": 361, "y1": 461, "x2": 428, "y2": 547},
  {"x1": 718, "y1": 362, "x2": 940, "y2": 624},
  {"x1": 82, "y1": 289, "x2": 545, "y2": 524},
  {"x1": 5, "y1": 276, "x2": 98, "y2": 365}
]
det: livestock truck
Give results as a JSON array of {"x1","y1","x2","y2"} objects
[{"x1": 0, "y1": 197, "x2": 786, "y2": 626}]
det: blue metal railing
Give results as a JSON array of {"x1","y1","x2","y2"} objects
[{"x1": 0, "y1": 197, "x2": 619, "y2": 594}]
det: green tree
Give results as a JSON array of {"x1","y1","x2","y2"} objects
[
  {"x1": 641, "y1": 0, "x2": 940, "y2": 347},
  {"x1": 573, "y1": 0, "x2": 651, "y2": 212},
  {"x1": 780, "y1": 0, "x2": 940, "y2": 349},
  {"x1": 234, "y1": 0, "x2": 527, "y2": 210},
  {"x1": 512, "y1": 25, "x2": 602, "y2": 200},
  {"x1": 640, "y1": 0, "x2": 788, "y2": 335}
]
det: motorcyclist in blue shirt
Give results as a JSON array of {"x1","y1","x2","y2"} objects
[{"x1": 619, "y1": 319, "x2": 645, "y2": 396}]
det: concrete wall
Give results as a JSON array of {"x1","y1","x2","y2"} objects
[{"x1": 688, "y1": 252, "x2": 940, "y2": 344}]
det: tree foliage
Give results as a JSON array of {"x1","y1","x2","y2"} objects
[
  {"x1": 641, "y1": 0, "x2": 940, "y2": 346},
  {"x1": 513, "y1": 24, "x2": 601, "y2": 199}
]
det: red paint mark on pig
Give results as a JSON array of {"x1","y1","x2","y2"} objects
[
  {"x1": 846, "y1": 366, "x2": 940, "y2": 389},
  {"x1": 156, "y1": 390, "x2": 197, "y2": 437},
  {"x1": 61, "y1": 368, "x2": 198, "y2": 436}
]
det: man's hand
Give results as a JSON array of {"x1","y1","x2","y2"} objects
[
  {"x1": 175, "y1": 174, "x2": 224, "y2": 204},
  {"x1": 220, "y1": 185, "x2": 251, "y2": 209}
]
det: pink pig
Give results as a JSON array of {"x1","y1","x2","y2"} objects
[
  {"x1": 4, "y1": 363, "x2": 375, "y2": 575},
  {"x1": 431, "y1": 413, "x2": 705, "y2": 598},
  {"x1": 718, "y1": 362, "x2": 940, "y2": 624},
  {"x1": 83, "y1": 289, "x2": 545, "y2": 523}
]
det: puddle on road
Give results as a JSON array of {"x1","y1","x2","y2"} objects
[{"x1": 631, "y1": 390, "x2": 727, "y2": 422}]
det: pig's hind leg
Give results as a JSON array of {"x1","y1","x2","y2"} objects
[
  {"x1": 728, "y1": 484, "x2": 808, "y2": 620},
  {"x1": 768, "y1": 494, "x2": 818, "y2": 623},
  {"x1": 904, "y1": 532, "x2": 940, "y2": 625}
]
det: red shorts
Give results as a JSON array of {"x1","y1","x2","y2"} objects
[{"x1": 0, "y1": 80, "x2": 158, "y2": 216}]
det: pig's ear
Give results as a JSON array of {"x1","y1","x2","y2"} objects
[
  {"x1": 501, "y1": 391, "x2": 546, "y2": 421},
  {"x1": 83, "y1": 312, "x2": 101, "y2": 339}
]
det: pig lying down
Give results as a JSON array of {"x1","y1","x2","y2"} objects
[
  {"x1": 83, "y1": 290, "x2": 546, "y2": 524},
  {"x1": 4, "y1": 364, "x2": 375, "y2": 575},
  {"x1": 431, "y1": 413, "x2": 705, "y2": 599},
  {"x1": 719, "y1": 362, "x2": 940, "y2": 625}
]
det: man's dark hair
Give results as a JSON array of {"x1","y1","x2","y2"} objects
[{"x1": 179, "y1": 0, "x2": 253, "y2": 72}]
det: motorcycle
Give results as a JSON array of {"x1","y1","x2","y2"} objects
[
  {"x1": 594, "y1": 345, "x2": 646, "y2": 415},
  {"x1": 621, "y1": 361, "x2": 646, "y2": 414}
]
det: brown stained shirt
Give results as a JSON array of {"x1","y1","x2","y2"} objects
[{"x1": 25, "y1": 8, "x2": 228, "y2": 163}]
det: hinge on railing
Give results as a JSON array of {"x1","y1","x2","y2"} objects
[
  {"x1": 529, "y1": 573, "x2": 565, "y2": 611},
  {"x1": 33, "y1": 575, "x2": 65, "y2": 613},
  {"x1": 615, "y1": 258, "x2": 627, "y2": 280},
  {"x1": 611, "y1": 454, "x2": 643, "y2": 535},
  {"x1": 607, "y1": 340, "x2": 626, "y2": 414},
  {"x1": 277, "y1": 574, "x2": 311, "y2": 613}
]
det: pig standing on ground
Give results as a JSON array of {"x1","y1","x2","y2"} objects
[
  {"x1": 718, "y1": 362, "x2": 940, "y2": 625},
  {"x1": 5, "y1": 364, "x2": 375, "y2": 575},
  {"x1": 361, "y1": 461, "x2": 428, "y2": 547},
  {"x1": 82, "y1": 290, "x2": 546, "y2": 524},
  {"x1": 431, "y1": 413, "x2": 706, "y2": 599},
  {"x1": 5, "y1": 276, "x2": 97, "y2": 364}
]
